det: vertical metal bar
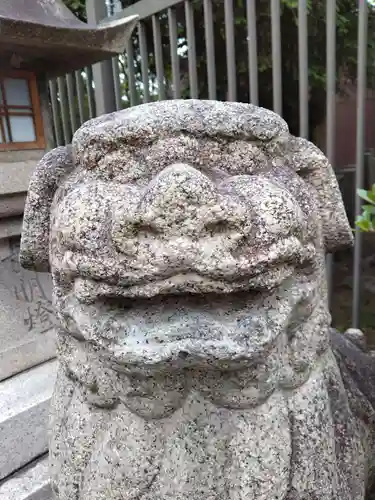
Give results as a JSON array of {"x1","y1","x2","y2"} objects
[
  {"x1": 352, "y1": 0, "x2": 368, "y2": 328},
  {"x1": 139, "y1": 22, "x2": 151, "y2": 103},
  {"x1": 270, "y1": 0, "x2": 282, "y2": 115},
  {"x1": 86, "y1": 0, "x2": 117, "y2": 115},
  {"x1": 326, "y1": 0, "x2": 336, "y2": 167},
  {"x1": 152, "y1": 15, "x2": 166, "y2": 100},
  {"x1": 86, "y1": 66, "x2": 95, "y2": 118},
  {"x1": 57, "y1": 77, "x2": 72, "y2": 144},
  {"x1": 168, "y1": 7, "x2": 181, "y2": 99},
  {"x1": 66, "y1": 73, "x2": 78, "y2": 134},
  {"x1": 224, "y1": 0, "x2": 237, "y2": 101},
  {"x1": 185, "y1": 0, "x2": 199, "y2": 98},
  {"x1": 203, "y1": 0, "x2": 216, "y2": 100},
  {"x1": 325, "y1": 0, "x2": 336, "y2": 299},
  {"x1": 369, "y1": 150, "x2": 375, "y2": 188},
  {"x1": 75, "y1": 70, "x2": 86, "y2": 124},
  {"x1": 112, "y1": 57, "x2": 122, "y2": 111},
  {"x1": 110, "y1": 0, "x2": 122, "y2": 110},
  {"x1": 246, "y1": 0, "x2": 258, "y2": 105},
  {"x1": 126, "y1": 39, "x2": 138, "y2": 106},
  {"x1": 298, "y1": 0, "x2": 308, "y2": 138},
  {"x1": 49, "y1": 79, "x2": 63, "y2": 146}
]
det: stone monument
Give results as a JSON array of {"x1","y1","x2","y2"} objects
[{"x1": 20, "y1": 100, "x2": 375, "y2": 499}]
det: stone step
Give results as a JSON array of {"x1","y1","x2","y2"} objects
[
  {"x1": 0, "y1": 360, "x2": 57, "y2": 480},
  {"x1": 0, "y1": 332, "x2": 56, "y2": 383},
  {"x1": 0, "y1": 455, "x2": 51, "y2": 500}
]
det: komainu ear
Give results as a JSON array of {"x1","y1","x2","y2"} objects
[
  {"x1": 290, "y1": 137, "x2": 353, "y2": 253},
  {"x1": 20, "y1": 145, "x2": 74, "y2": 272}
]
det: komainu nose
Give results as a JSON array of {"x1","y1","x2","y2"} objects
[
  {"x1": 111, "y1": 164, "x2": 222, "y2": 251},
  {"x1": 141, "y1": 164, "x2": 218, "y2": 223}
]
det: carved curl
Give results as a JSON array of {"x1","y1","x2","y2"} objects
[{"x1": 20, "y1": 145, "x2": 74, "y2": 272}]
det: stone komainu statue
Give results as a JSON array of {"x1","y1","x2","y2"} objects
[{"x1": 20, "y1": 100, "x2": 375, "y2": 499}]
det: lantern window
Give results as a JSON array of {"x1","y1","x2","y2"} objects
[{"x1": 0, "y1": 71, "x2": 45, "y2": 151}]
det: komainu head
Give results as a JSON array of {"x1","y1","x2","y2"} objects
[{"x1": 20, "y1": 100, "x2": 352, "y2": 376}]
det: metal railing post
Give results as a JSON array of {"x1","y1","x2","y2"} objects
[
  {"x1": 352, "y1": 0, "x2": 368, "y2": 328},
  {"x1": 86, "y1": 0, "x2": 117, "y2": 116},
  {"x1": 325, "y1": 0, "x2": 336, "y2": 305}
]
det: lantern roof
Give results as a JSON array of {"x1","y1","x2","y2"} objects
[{"x1": 0, "y1": 0, "x2": 138, "y2": 77}]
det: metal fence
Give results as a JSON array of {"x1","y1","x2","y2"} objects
[{"x1": 48, "y1": 0, "x2": 374, "y2": 335}]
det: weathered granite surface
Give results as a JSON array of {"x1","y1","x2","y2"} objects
[{"x1": 20, "y1": 100, "x2": 374, "y2": 499}]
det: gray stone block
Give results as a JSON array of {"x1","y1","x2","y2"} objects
[
  {"x1": 0, "y1": 218, "x2": 23, "y2": 240},
  {"x1": 0, "y1": 150, "x2": 44, "y2": 196},
  {"x1": 0, "y1": 238, "x2": 57, "y2": 382},
  {"x1": 0, "y1": 360, "x2": 56, "y2": 480},
  {"x1": 0, "y1": 193, "x2": 26, "y2": 218},
  {"x1": 0, "y1": 455, "x2": 51, "y2": 500}
]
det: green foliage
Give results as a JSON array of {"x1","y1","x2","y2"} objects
[
  {"x1": 63, "y1": 0, "x2": 86, "y2": 20},
  {"x1": 355, "y1": 186, "x2": 375, "y2": 232}
]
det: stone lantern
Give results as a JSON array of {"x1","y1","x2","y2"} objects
[
  {"x1": 0, "y1": 0, "x2": 138, "y2": 234},
  {"x1": 0, "y1": 2, "x2": 138, "y2": 498}
]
